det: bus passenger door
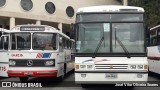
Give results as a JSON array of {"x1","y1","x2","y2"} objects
[{"x1": 0, "y1": 35, "x2": 9, "y2": 77}]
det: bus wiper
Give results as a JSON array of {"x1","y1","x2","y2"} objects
[
  {"x1": 115, "y1": 29, "x2": 130, "y2": 58},
  {"x1": 115, "y1": 37, "x2": 130, "y2": 58},
  {"x1": 92, "y1": 36, "x2": 104, "y2": 58}
]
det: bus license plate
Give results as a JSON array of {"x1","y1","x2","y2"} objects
[
  {"x1": 105, "y1": 74, "x2": 117, "y2": 79},
  {"x1": 24, "y1": 71, "x2": 33, "y2": 75}
]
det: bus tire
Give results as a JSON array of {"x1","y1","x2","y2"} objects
[
  {"x1": 19, "y1": 77, "x2": 28, "y2": 82},
  {"x1": 64, "y1": 63, "x2": 66, "y2": 75}
]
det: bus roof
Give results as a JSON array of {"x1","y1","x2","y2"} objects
[
  {"x1": 0, "y1": 28, "x2": 10, "y2": 33},
  {"x1": 11, "y1": 25, "x2": 71, "y2": 39},
  {"x1": 150, "y1": 25, "x2": 160, "y2": 31},
  {"x1": 77, "y1": 5, "x2": 144, "y2": 13}
]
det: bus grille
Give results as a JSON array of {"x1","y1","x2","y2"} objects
[
  {"x1": 9, "y1": 59, "x2": 55, "y2": 67},
  {"x1": 95, "y1": 64, "x2": 128, "y2": 70}
]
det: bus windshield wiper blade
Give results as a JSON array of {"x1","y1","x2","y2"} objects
[
  {"x1": 116, "y1": 37, "x2": 131, "y2": 58},
  {"x1": 92, "y1": 36, "x2": 104, "y2": 58},
  {"x1": 114, "y1": 28, "x2": 130, "y2": 58}
]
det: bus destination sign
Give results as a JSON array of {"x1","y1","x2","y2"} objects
[{"x1": 20, "y1": 26, "x2": 45, "y2": 31}]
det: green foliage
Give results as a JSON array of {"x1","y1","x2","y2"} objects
[{"x1": 129, "y1": 0, "x2": 160, "y2": 27}]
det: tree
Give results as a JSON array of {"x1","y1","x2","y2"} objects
[{"x1": 129, "y1": 0, "x2": 160, "y2": 27}]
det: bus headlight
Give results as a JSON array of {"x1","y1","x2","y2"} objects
[
  {"x1": 130, "y1": 65, "x2": 148, "y2": 70},
  {"x1": 80, "y1": 65, "x2": 86, "y2": 69},
  {"x1": 137, "y1": 65, "x2": 143, "y2": 69},
  {"x1": 130, "y1": 65, "x2": 136, "y2": 69},
  {"x1": 45, "y1": 60, "x2": 55, "y2": 66},
  {"x1": 87, "y1": 65, "x2": 93, "y2": 69},
  {"x1": 9, "y1": 60, "x2": 16, "y2": 66},
  {"x1": 75, "y1": 64, "x2": 94, "y2": 70}
]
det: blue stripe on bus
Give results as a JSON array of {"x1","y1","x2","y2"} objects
[{"x1": 42, "y1": 53, "x2": 52, "y2": 58}]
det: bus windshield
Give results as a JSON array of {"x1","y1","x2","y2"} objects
[
  {"x1": 33, "y1": 33, "x2": 57, "y2": 50},
  {"x1": 11, "y1": 33, "x2": 31, "y2": 50},
  {"x1": 76, "y1": 13, "x2": 145, "y2": 54}
]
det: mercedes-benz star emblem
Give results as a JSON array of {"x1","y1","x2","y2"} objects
[{"x1": 27, "y1": 60, "x2": 33, "y2": 66}]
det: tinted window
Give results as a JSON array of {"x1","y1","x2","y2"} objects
[
  {"x1": 0, "y1": 36, "x2": 9, "y2": 50},
  {"x1": 45, "y1": 2, "x2": 56, "y2": 14},
  {"x1": 20, "y1": 0, "x2": 33, "y2": 11},
  {"x1": 66, "y1": 6, "x2": 74, "y2": 17},
  {"x1": 11, "y1": 33, "x2": 31, "y2": 50},
  {"x1": 0, "y1": 0, "x2": 6, "y2": 7}
]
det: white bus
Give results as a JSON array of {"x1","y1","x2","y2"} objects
[
  {"x1": 73, "y1": 5, "x2": 148, "y2": 86},
  {"x1": 147, "y1": 25, "x2": 160, "y2": 74},
  {"x1": 0, "y1": 25, "x2": 75, "y2": 82}
]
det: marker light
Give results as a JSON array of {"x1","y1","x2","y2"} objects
[
  {"x1": 130, "y1": 65, "x2": 136, "y2": 69},
  {"x1": 45, "y1": 60, "x2": 54, "y2": 66},
  {"x1": 9, "y1": 60, "x2": 16, "y2": 66},
  {"x1": 144, "y1": 65, "x2": 148, "y2": 70},
  {"x1": 137, "y1": 65, "x2": 143, "y2": 69}
]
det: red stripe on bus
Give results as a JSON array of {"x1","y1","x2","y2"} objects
[
  {"x1": 7, "y1": 70, "x2": 57, "y2": 77},
  {"x1": 147, "y1": 56, "x2": 160, "y2": 60}
]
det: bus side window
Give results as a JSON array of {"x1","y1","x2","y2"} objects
[
  {"x1": 157, "y1": 30, "x2": 160, "y2": 45},
  {"x1": 70, "y1": 41, "x2": 72, "y2": 49},
  {"x1": 69, "y1": 41, "x2": 71, "y2": 49},
  {"x1": 0, "y1": 36, "x2": 9, "y2": 50},
  {"x1": 4, "y1": 37, "x2": 9, "y2": 50},
  {"x1": 151, "y1": 37, "x2": 157, "y2": 46},
  {"x1": 67, "y1": 39, "x2": 69, "y2": 49},
  {"x1": 11, "y1": 34, "x2": 16, "y2": 50},
  {"x1": 59, "y1": 36, "x2": 63, "y2": 51},
  {"x1": 63, "y1": 38, "x2": 67, "y2": 49},
  {"x1": 0, "y1": 37, "x2": 3, "y2": 49},
  {"x1": 158, "y1": 39, "x2": 160, "y2": 45}
]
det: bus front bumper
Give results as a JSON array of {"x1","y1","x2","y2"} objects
[
  {"x1": 7, "y1": 70, "x2": 57, "y2": 77},
  {"x1": 75, "y1": 72, "x2": 148, "y2": 84}
]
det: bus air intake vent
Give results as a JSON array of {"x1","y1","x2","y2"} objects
[{"x1": 95, "y1": 64, "x2": 128, "y2": 70}]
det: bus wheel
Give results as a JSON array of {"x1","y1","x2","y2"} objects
[
  {"x1": 64, "y1": 63, "x2": 66, "y2": 75},
  {"x1": 19, "y1": 77, "x2": 28, "y2": 82}
]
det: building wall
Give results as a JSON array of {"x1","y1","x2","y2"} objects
[{"x1": 0, "y1": 0, "x2": 121, "y2": 33}]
